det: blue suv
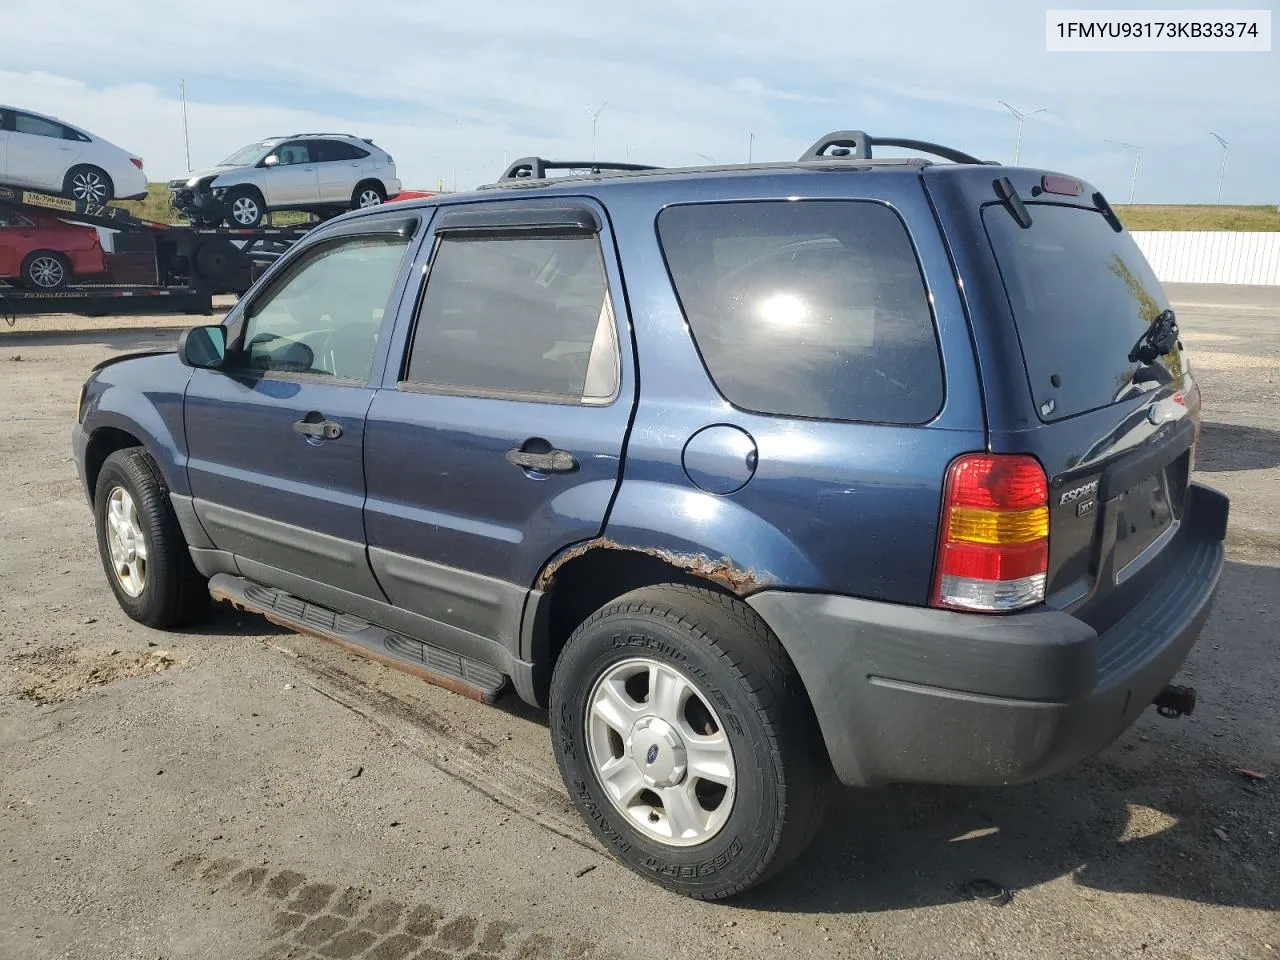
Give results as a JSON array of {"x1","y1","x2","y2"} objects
[{"x1": 74, "y1": 131, "x2": 1228, "y2": 899}]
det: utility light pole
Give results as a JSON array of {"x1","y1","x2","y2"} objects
[
  {"x1": 180, "y1": 79, "x2": 191, "y2": 172},
  {"x1": 748, "y1": 131, "x2": 755, "y2": 163},
  {"x1": 1105, "y1": 139, "x2": 1141, "y2": 204},
  {"x1": 998, "y1": 100, "x2": 1045, "y2": 165},
  {"x1": 1210, "y1": 132, "x2": 1229, "y2": 204},
  {"x1": 586, "y1": 102, "x2": 608, "y2": 162}
]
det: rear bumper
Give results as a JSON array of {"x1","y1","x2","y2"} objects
[{"x1": 749, "y1": 483, "x2": 1228, "y2": 788}]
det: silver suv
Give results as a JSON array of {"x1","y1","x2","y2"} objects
[{"x1": 169, "y1": 133, "x2": 401, "y2": 227}]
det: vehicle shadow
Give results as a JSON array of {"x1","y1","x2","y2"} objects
[
  {"x1": 736, "y1": 556, "x2": 1280, "y2": 914},
  {"x1": 1196, "y1": 420, "x2": 1280, "y2": 472},
  {"x1": 0, "y1": 325, "x2": 188, "y2": 353}
]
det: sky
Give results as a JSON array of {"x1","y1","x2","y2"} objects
[{"x1": 3, "y1": 1, "x2": 1277, "y2": 202}]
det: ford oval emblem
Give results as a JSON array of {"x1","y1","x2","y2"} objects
[{"x1": 646, "y1": 744, "x2": 660, "y2": 765}]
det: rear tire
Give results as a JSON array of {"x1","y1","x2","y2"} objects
[
  {"x1": 63, "y1": 165, "x2": 114, "y2": 204},
  {"x1": 351, "y1": 181, "x2": 385, "y2": 210},
  {"x1": 549, "y1": 584, "x2": 831, "y2": 899},
  {"x1": 93, "y1": 448, "x2": 209, "y2": 628},
  {"x1": 224, "y1": 188, "x2": 266, "y2": 228},
  {"x1": 21, "y1": 251, "x2": 70, "y2": 290}
]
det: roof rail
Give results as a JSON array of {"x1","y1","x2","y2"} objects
[
  {"x1": 799, "y1": 130, "x2": 991, "y2": 165},
  {"x1": 498, "y1": 157, "x2": 661, "y2": 182},
  {"x1": 282, "y1": 132, "x2": 358, "y2": 139}
]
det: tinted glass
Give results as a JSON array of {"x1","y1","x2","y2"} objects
[
  {"x1": 983, "y1": 203, "x2": 1177, "y2": 421},
  {"x1": 406, "y1": 234, "x2": 618, "y2": 402},
  {"x1": 0, "y1": 209, "x2": 33, "y2": 227},
  {"x1": 316, "y1": 140, "x2": 369, "y2": 162},
  {"x1": 240, "y1": 234, "x2": 411, "y2": 381},
  {"x1": 13, "y1": 112, "x2": 63, "y2": 139},
  {"x1": 657, "y1": 201, "x2": 943, "y2": 424}
]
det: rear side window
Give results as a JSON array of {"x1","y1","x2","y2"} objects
[
  {"x1": 983, "y1": 203, "x2": 1176, "y2": 422},
  {"x1": 657, "y1": 201, "x2": 943, "y2": 424},
  {"x1": 405, "y1": 234, "x2": 620, "y2": 403},
  {"x1": 316, "y1": 140, "x2": 369, "y2": 162}
]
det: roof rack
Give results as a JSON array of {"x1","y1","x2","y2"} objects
[
  {"x1": 282, "y1": 132, "x2": 358, "y2": 139},
  {"x1": 498, "y1": 157, "x2": 661, "y2": 182},
  {"x1": 799, "y1": 130, "x2": 991, "y2": 165}
]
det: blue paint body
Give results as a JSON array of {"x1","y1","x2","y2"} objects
[{"x1": 72, "y1": 155, "x2": 1225, "y2": 791}]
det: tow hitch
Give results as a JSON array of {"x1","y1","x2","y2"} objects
[{"x1": 1153, "y1": 684, "x2": 1197, "y2": 719}]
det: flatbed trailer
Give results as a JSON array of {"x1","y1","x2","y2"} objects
[{"x1": 0, "y1": 185, "x2": 311, "y2": 318}]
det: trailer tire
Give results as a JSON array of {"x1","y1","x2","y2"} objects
[{"x1": 21, "y1": 251, "x2": 71, "y2": 290}]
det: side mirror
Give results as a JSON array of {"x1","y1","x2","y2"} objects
[
  {"x1": 262, "y1": 154, "x2": 280, "y2": 167},
  {"x1": 178, "y1": 325, "x2": 227, "y2": 369}
]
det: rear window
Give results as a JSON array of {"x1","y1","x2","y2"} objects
[
  {"x1": 657, "y1": 200, "x2": 943, "y2": 424},
  {"x1": 983, "y1": 203, "x2": 1176, "y2": 422}
]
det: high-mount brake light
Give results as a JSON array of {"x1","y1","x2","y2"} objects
[
  {"x1": 1041, "y1": 174, "x2": 1082, "y2": 196},
  {"x1": 932, "y1": 454, "x2": 1050, "y2": 612}
]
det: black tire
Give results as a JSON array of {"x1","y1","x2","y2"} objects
[
  {"x1": 63, "y1": 164, "x2": 114, "y2": 204},
  {"x1": 350, "y1": 181, "x2": 386, "y2": 210},
  {"x1": 93, "y1": 448, "x2": 209, "y2": 628},
  {"x1": 550, "y1": 584, "x2": 831, "y2": 899},
  {"x1": 21, "y1": 251, "x2": 71, "y2": 290},
  {"x1": 223, "y1": 187, "x2": 266, "y2": 227}
]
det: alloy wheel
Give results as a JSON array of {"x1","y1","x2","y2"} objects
[
  {"x1": 71, "y1": 170, "x2": 108, "y2": 203},
  {"x1": 28, "y1": 256, "x2": 65, "y2": 288},
  {"x1": 105, "y1": 486, "x2": 147, "y2": 598},
  {"x1": 585, "y1": 657, "x2": 736, "y2": 846}
]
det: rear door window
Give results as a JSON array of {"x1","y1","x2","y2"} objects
[
  {"x1": 656, "y1": 200, "x2": 943, "y2": 424},
  {"x1": 404, "y1": 234, "x2": 620, "y2": 403},
  {"x1": 982, "y1": 203, "x2": 1177, "y2": 421}
]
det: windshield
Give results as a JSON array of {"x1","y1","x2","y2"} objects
[
  {"x1": 218, "y1": 142, "x2": 274, "y2": 167},
  {"x1": 983, "y1": 202, "x2": 1181, "y2": 422}
]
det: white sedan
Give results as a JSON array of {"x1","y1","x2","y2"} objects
[{"x1": 0, "y1": 105, "x2": 148, "y2": 203}]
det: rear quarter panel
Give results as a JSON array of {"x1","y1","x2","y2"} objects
[{"x1": 585, "y1": 172, "x2": 988, "y2": 604}]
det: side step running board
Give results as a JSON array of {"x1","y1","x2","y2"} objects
[{"x1": 208, "y1": 574, "x2": 508, "y2": 704}]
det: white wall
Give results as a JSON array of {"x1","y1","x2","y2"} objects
[{"x1": 1131, "y1": 231, "x2": 1280, "y2": 286}]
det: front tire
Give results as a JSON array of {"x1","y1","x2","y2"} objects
[
  {"x1": 22, "y1": 251, "x2": 70, "y2": 289},
  {"x1": 550, "y1": 584, "x2": 831, "y2": 899},
  {"x1": 224, "y1": 188, "x2": 266, "y2": 227},
  {"x1": 64, "y1": 165, "x2": 114, "y2": 204},
  {"x1": 93, "y1": 448, "x2": 209, "y2": 628}
]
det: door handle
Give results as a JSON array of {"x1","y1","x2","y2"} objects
[
  {"x1": 293, "y1": 416, "x2": 343, "y2": 440},
  {"x1": 505, "y1": 447, "x2": 579, "y2": 474}
]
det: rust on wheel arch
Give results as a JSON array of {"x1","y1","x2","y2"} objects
[{"x1": 535, "y1": 537, "x2": 773, "y2": 596}]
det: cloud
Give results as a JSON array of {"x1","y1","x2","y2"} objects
[{"x1": 2, "y1": 0, "x2": 1276, "y2": 201}]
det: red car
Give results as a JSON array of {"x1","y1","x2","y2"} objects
[{"x1": 0, "y1": 203, "x2": 106, "y2": 289}]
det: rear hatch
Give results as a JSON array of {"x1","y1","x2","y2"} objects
[{"x1": 973, "y1": 185, "x2": 1198, "y2": 628}]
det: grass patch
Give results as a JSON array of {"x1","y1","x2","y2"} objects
[{"x1": 1114, "y1": 204, "x2": 1280, "y2": 232}]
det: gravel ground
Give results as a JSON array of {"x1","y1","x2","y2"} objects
[{"x1": 1, "y1": 286, "x2": 1277, "y2": 960}]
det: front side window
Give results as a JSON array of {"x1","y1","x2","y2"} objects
[
  {"x1": 657, "y1": 200, "x2": 944, "y2": 424},
  {"x1": 404, "y1": 233, "x2": 619, "y2": 403},
  {"x1": 239, "y1": 233, "x2": 411, "y2": 381},
  {"x1": 274, "y1": 142, "x2": 314, "y2": 166}
]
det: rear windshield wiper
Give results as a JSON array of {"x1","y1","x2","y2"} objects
[{"x1": 1128, "y1": 308, "x2": 1179, "y2": 365}]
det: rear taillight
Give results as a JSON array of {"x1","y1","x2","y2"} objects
[
  {"x1": 932, "y1": 454, "x2": 1049, "y2": 612},
  {"x1": 130, "y1": 158, "x2": 144, "y2": 169}
]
